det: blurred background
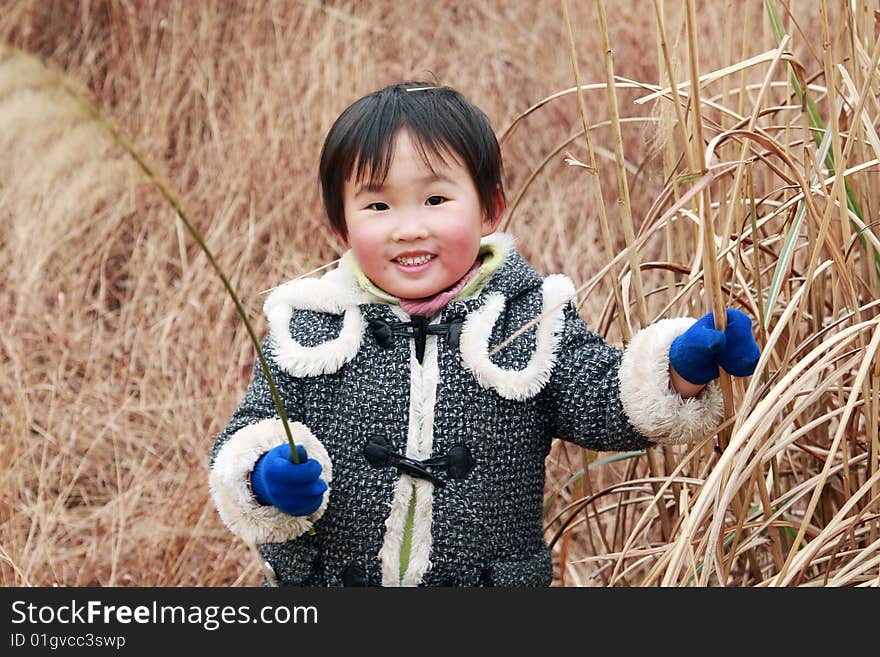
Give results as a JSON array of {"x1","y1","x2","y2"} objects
[{"x1": 1, "y1": 1, "x2": 877, "y2": 586}]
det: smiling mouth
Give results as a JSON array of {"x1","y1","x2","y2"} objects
[{"x1": 394, "y1": 254, "x2": 435, "y2": 266}]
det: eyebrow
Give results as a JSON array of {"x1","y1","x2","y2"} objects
[{"x1": 353, "y1": 172, "x2": 455, "y2": 198}]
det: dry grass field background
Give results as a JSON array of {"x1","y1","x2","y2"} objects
[{"x1": 1, "y1": 0, "x2": 878, "y2": 586}]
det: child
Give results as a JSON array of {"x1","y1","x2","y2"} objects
[{"x1": 208, "y1": 81, "x2": 760, "y2": 587}]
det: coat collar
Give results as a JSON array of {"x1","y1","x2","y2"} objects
[{"x1": 262, "y1": 231, "x2": 575, "y2": 396}]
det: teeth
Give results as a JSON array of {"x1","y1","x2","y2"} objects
[{"x1": 395, "y1": 254, "x2": 433, "y2": 266}]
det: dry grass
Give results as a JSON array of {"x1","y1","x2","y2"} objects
[{"x1": 1, "y1": 0, "x2": 877, "y2": 587}]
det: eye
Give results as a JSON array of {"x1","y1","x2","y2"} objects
[
  {"x1": 367, "y1": 202, "x2": 390, "y2": 211},
  {"x1": 425, "y1": 195, "x2": 446, "y2": 206}
]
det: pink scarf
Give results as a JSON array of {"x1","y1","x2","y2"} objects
[{"x1": 399, "y1": 258, "x2": 482, "y2": 317}]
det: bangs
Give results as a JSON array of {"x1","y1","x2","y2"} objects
[{"x1": 351, "y1": 124, "x2": 455, "y2": 191}]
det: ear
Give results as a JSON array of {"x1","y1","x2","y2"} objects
[
  {"x1": 481, "y1": 186, "x2": 505, "y2": 237},
  {"x1": 333, "y1": 228, "x2": 350, "y2": 249}
]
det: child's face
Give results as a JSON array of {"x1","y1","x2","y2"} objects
[{"x1": 342, "y1": 130, "x2": 500, "y2": 300}]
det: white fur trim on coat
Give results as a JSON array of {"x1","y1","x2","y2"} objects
[
  {"x1": 459, "y1": 274, "x2": 575, "y2": 401},
  {"x1": 209, "y1": 418, "x2": 333, "y2": 544},
  {"x1": 480, "y1": 230, "x2": 516, "y2": 254},
  {"x1": 379, "y1": 321, "x2": 438, "y2": 586},
  {"x1": 263, "y1": 258, "x2": 370, "y2": 377},
  {"x1": 618, "y1": 318, "x2": 724, "y2": 445}
]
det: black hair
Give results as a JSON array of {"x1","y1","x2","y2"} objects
[{"x1": 318, "y1": 81, "x2": 504, "y2": 241}]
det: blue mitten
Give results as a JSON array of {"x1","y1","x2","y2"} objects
[
  {"x1": 716, "y1": 308, "x2": 761, "y2": 377},
  {"x1": 669, "y1": 308, "x2": 760, "y2": 385},
  {"x1": 250, "y1": 444, "x2": 327, "y2": 516}
]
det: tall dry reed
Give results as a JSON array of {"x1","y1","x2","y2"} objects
[{"x1": 543, "y1": 0, "x2": 880, "y2": 586}]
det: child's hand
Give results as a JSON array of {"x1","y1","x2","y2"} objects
[
  {"x1": 250, "y1": 444, "x2": 328, "y2": 516},
  {"x1": 669, "y1": 308, "x2": 761, "y2": 385}
]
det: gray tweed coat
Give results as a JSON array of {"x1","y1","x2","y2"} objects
[{"x1": 208, "y1": 232, "x2": 722, "y2": 587}]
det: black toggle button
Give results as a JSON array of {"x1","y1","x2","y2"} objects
[
  {"x1": 342, "y1": 564, "x2": 378, "y2": 587},
  {"x1": 363, "y1": 437, "x2": 475, "y2": 487},
  {"x1": 367, "y1": 315, "x2": 465, "y2": 364}
]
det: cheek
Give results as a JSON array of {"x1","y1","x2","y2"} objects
[
  {"x1": 346, "y1": 226, "x2": 388, "y2": 274},
  {"x1": 440, "y1": 213, "x2": 483, "y2": 249},
  {"x1": 346, "y1": 222, "x2": 380, "y2": 251}
]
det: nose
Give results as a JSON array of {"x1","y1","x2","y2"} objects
[{"x1": 390, "y1": 212, "x2": 430, "y2": 242}]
